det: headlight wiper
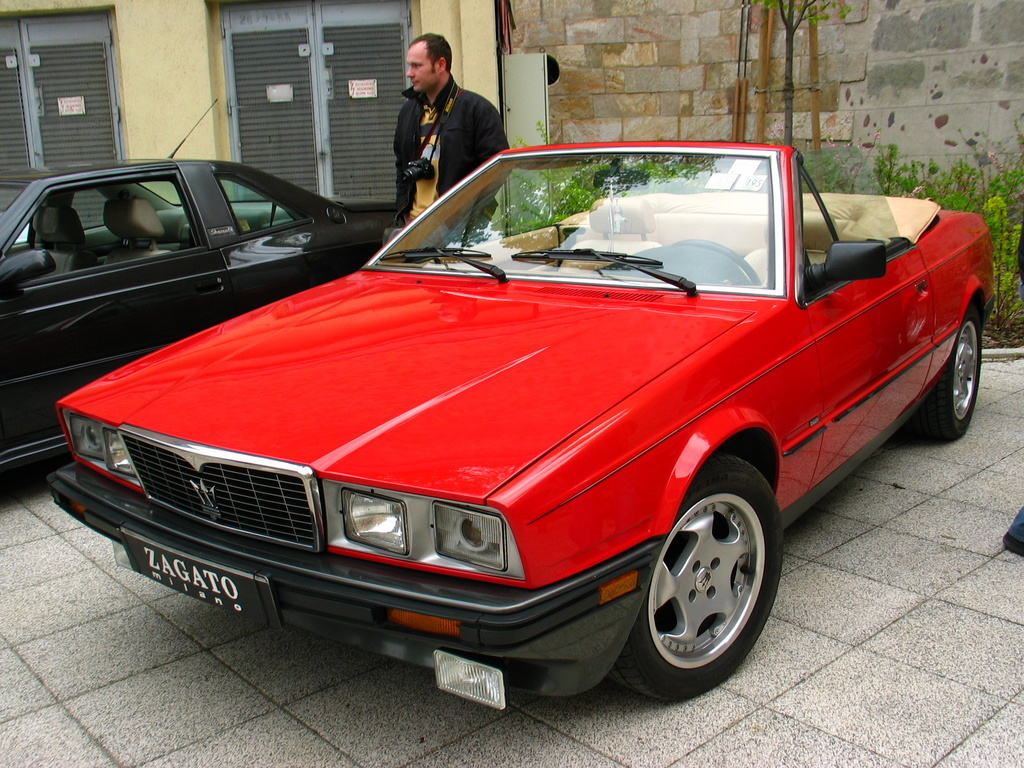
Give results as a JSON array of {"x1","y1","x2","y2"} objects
[
  {"x1": 381, "y1": 247, "x2": 507, "y2": 282},
  {"x1": 513, "y1": 248, "x2": 698, "y2": 296}
]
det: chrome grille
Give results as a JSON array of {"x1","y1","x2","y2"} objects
[{"x1": 122, "y1": 433, "x2": 320, "y2": 550}]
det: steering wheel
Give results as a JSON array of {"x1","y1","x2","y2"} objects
[{"x1": 644, "y1": 239, "x2": 760, "y2": 286}]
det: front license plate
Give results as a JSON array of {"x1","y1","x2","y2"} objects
[{"x1": 121, "y1": 530, "x2": 268, "y2": 624}]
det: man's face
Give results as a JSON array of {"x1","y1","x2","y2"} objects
[{"x1": 405, "y1": 41, "x2": 446, "y2": 101}]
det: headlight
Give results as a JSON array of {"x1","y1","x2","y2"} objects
[
  {"x1": 434, "y1": 504, "x2": 506, "y2": 571},
  {"x1": 104, "y1": 431, "x2": 134, "y2": 476},
  {"x1": 67, "y1": 413, "x2": 106, "y2": 461},
  {"x1": 343, "y1": 490, "x2": 408, "y2": 554},
  {"x1": 65, "y1": 412, "x2": 137, "y2": 480}
]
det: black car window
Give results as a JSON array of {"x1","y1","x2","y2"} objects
[
  {"x1": 20, "y1": 176, "x2": 197, "y2": 276},
  {"x1": 217, "y1": 177, "x2": 300, "y2": 235}
]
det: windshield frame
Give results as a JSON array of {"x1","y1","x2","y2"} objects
[{"x1": 367, "y1": 144, "x2": 786, "y2": 298}]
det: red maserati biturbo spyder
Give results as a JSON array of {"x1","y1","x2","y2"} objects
[{"x1": 49, "y1": 143, "x2": 993, "y2": 709}]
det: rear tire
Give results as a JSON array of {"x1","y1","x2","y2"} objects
[
  {"x1": 910, "y1": 306, "x2": 982, "y2": 440},
  {"x1": 610, "y1": 454, "x2": 782, "y2": 700}
]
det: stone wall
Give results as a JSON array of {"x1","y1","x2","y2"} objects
[{"x1": 509, "y1": 0, "x2": 1024, "y2": 163}]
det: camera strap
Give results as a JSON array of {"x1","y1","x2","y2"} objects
[{"x1": 417, "y1": 87, "x2": 462, "y2": 156}]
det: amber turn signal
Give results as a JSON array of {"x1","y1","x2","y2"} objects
[
  {"x1": 387, "y1": 608, "x2": 461, "y2": 638},
  {"x1": 597, "y1": 570, "x2": 638, "y2": 605}
]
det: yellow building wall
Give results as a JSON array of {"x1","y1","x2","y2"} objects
[
  {"x1": 0, "y1": 0, "x2": 498, "y2": 162},
  {"x1": 410, "y1": 0, "x2": 499, "y2": 106}
]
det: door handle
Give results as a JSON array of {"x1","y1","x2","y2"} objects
[
  {"x1": 915, "y1": 280, "x2": 928, "y2": 295},
  {"x1": 195, "y1": 276, "x2": 225, "y2": 293}
]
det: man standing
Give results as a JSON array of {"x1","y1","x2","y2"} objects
[{"x1": 393, "y1": 33, "x2": 508, "y2": 226}]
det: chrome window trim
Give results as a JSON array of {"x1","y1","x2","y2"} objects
[{"x1": 368, "y1": 145, "x2": 787, "y2": 299}]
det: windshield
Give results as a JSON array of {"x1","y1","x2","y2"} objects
[
  {"x1": 372, "y1": 149, "x2": 779, "y2": 293},
  {"x1": 0, "y1": 182, "x2": 26, "y2": 212}
]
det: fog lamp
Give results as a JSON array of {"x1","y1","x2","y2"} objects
[
  {"x1": 434, "y1": 650, "x2": 506, "y2": 710},
  {"x1": 343, "y1": 491, "x2": 407, "y2": 554}
]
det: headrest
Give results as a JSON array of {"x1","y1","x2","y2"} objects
[
  {"x1": 589, "y1": 197, "x2": 656, "y2": 235},
  {"x1": 104, "y1": 198, "x2": 164, "y2": 240},
  {"x1": 33, "y1": 205, "x2": 85, "y2": 245}
]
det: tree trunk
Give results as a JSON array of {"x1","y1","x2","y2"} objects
[{"x1": 782, "y1": 21, "x2": 796, "y2": 146}]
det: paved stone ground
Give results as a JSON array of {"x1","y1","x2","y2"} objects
[{"x1": 2, "y1": 358, "x2": 1023, "y2": 768}]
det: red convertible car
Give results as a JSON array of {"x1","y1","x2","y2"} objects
[{"x1": 49, "y1": 143, "x2": 992, "y2": 709}]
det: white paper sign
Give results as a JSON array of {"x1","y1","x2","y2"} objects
[
  {"x1": 57, "y1": 96, "x2": 86, "y2": 116},
  {"x1": 266, "y1": 84, "x2": 293, "y2": 103},
  {"x1": 348, "y1": 79, "x2": 378, "y2": 99}
]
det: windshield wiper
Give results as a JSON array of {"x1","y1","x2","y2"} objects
[
  {"x1": 513, "y1": 248, "x2": 698, "y2": 296},
  {"x1": 380, "y1": 247, "x2": 507, "y2": 282}
]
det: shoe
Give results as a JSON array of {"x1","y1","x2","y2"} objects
[{"x1": 1004, "y1": 532, "x2": 1024, "y2": 557}]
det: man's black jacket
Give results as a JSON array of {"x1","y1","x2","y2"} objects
[{"x1": 393, "y1": 77, "x2": 508, "y2": 221}]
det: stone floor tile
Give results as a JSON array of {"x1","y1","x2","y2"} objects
[
  {"x1": 783, "y1": 510, "x2": 873, "y2": 560},
  {"x1": 0, "y1": 506, "x2": 55, "y2": 549},
  {"x1": 150, "y1": 592, "x2": 265, "y2": 649},
  {"x1": 0, "y1": 567, "x2": 140, "y2": 645},
  {"x1": 885, "y1": 497, "x2": 1010, "y2": 556},
  {"x1": 772, "y1": 562, "x2": 922, "y2": 644},
  {"x1": 67, "y1": 653, "x2": 272, "y2": 768},
  {"x1": 863, "y1": 600, "x2": 1024, "y2": 699},
  {"x1": 854, "y1": 452, "x2": 978, "y2": 495},
  {"x1": 140, "y1": 710, "x2": 356, "y2": 768},
  {"x1": 937, "y1": 556, "x2": 1024, "y2": 626},
  {"x1": 523, "y1": 680, "x2": 755, "y2": 768},
  {"x1": 288, "y1": 663, "x2": 501, "y2": 768},
  {"x1": 672, "y1": 707, "x2": 899, "y2": 767},
  {"x1": 772, "y1": 649, "x2": 1002, "y2": 768},
  {"x1": 0, "y1": 706, "x2": 116, "y2": 768},
  {"x1": 62, "y1": 528, "x2": 177, "y2": 602},
  {"x1": 816, "y1": 528, "x2": 989, "y2": 596},
  {"x1": 212, "y1": 626, "x2": 383, "y2": 705},
  {"x1": 408, "y1": 712, "x2": 623, "y2": 768},
  {"x1": 811, "y1": 476, "x2": 929, "y2": 526},
  {"x1": 723, "y1": 617, "x2": 849, "y2": 704},
  {"x1": 940, "y1": 468, "x2": 1024, "y2": 512},
  {"x1": 0, "y1": 535, "x2": 92, "y2": 592},
  {"x1": 937, "y1": 702, "x2": 1024, "y2": 768},
  {"x1": 18, "y1": 605, "x2": 201, "y2": 699},
  {"x1": 0, "y1": 649, "x2": 54, "y2": 723},
  {"x1": 987, "y1": 447, "x2": 1024, "y2": 480}
]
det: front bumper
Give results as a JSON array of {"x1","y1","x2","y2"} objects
[{"x1": 49, "y1": 462, "x2": 657, "y2": 698}]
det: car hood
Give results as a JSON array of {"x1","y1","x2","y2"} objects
[{"x1": 69, "y1": 272, "x2": 753, "y2": 500}]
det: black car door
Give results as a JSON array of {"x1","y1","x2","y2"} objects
[{"x1": 0, "y1": 174, "x2": 234, "y2": 466}]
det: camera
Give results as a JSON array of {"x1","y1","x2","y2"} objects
[{"x1": 402, "y1": 157, "x2": 435, "y2": 182}]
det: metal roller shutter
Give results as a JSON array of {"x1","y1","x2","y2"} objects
[
  {"x1": 230, "y1": 29, "x2": 318, "y2": 192},
  {"x1": 324, "y1": 24, "x2": 405, "y2": 198},
  {"x1": 0, "y1": 48, "x2": 30, "y2": 170},
  {"x1": 32, "y1": 42, "x2": 118, "y2": 167}
]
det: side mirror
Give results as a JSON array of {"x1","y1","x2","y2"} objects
[
  {"x1": 805, "y1": 240, "x2": 886, "y2": 293},
  {"x1": 0, "y1": 249, "x2": 57, "y2": 289}
]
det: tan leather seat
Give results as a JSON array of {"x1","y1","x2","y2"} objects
[
  {"x1": 104, "y1": 198, "x2": 167, "y2": 263},
  {"x1": 574, "y1": 197, "x2": 662, "y2": 254},
  {"x1": 32, "y1": 205, "x2": 95, "y2": 272}
]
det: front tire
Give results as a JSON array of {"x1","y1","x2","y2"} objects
[
  {"x1": 910, "y1": 306, "x2": 982, "y2": 440},
  {"x1": 611, "y1": 454, "x2": 782, "y2": 700}
]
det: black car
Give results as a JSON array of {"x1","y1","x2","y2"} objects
[{"x1": 0, "y1": 160, "x2": 393, "y2": 472}]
